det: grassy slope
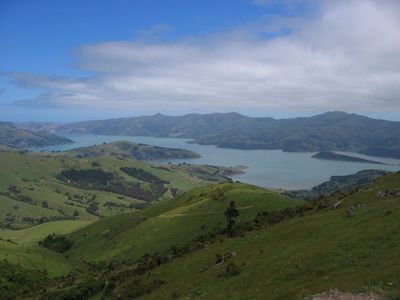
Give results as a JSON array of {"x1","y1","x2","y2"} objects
[
  {"x1": 0, "y1": 151, "x2": 267, "y2": 278},
  {"x1": 67, "y1": 183, "x2": 300, "y2": 262},
  {"x1": 0, "y1": 151, "x2": 223, "y2": 229},
  {"x1": 135, "y1": 172, "x2": 400, "y2": 299},
  {"x1": 0, "y1": 220, "x2": 92, "y2": 277}
]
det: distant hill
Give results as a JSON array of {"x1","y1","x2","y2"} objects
[
  {"x1": 0, "y1": 122, "x2": 72, "y2": 149},
  {"x1": 64, "y1": 140, "x2": 200, "y2": 160},
  {"x1": 285, "y1": 169, "x2": 390, "y2": 200},
  {"x1": 311, "y1": 151, "x2": 387, "y2": 164},
  {"x1": 22, "y1": 111, "x2": 400, "y2": 158}
]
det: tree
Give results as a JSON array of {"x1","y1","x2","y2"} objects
[
  {"x1": 41, "y1": 201, "x2": 49, "y2": 208},
  {"x1": 224, "y1": 201, "x2": 239, "y2": 235}
]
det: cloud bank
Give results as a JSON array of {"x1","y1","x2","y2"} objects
[{"x1": 7, "y1": 0, "x2": 400, "y2": 113}]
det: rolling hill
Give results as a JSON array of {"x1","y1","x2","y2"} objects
[
  {"x1": 0, "y1": 181, "x2": 300, "y2": 299},
  {"x1": 21, "y1": 111, "x2": 400, "y2": 158},
  {"x1": 133, "y1": 172, "x2": 400, "y2": 300},
  {"x1": 0, "y1": 149, "x2": 235, "y2": 229},
  {"x1": 66, "y1": 182, "x2": 300, "y2": 262},
  {"x1": 64, "y1": 140, "x2": 200, "y2": 160},
  {"x1": 1, "y1": 172, "x2": 399, "y2": 299},
  {"x1": 0, "y1": 121, "x2": 72, "y2": 149}
]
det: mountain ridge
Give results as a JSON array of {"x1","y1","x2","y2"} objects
[
  {"x1": 0, "y1": 121, "x2": 73, "y2": 149},
  {"x1": 16, "y1": 111, "x2": 400, "y2": 158}
]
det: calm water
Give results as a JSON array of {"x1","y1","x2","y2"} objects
[{"x1": 37, "y1": 133, "x2": 400, "y2": 190}]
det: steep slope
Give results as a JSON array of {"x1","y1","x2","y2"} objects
[
  {"x1": 0, "y1": 182, "x2": 299, "y2": 299},
  {"x1": 67, "y1": 182, "x2": 300, "y2": 262},
  {"x1": 21, "y1": 173, "x2": 400, "y2": 300},
  {"x1": 0, "y1": 122, "x2": 72, "y2": 148},
  {"x1": 133, "y1": 172, "x2": 400, "y2": 300},
  {"x1": 34, "y1": 111, "x2": 400, "y2": 158}
]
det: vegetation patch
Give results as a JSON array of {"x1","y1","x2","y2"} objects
[
  {"x1": 57, "y1": 169, "x2": 115, "y2": 187},
  {"x1": 38, "y1": 233, "x2": 73, "y2": 253},
  {"x1": 121, "y1": 167, "x2": 169, "y2": 184},
  {"x1": 57, "y1": 168, "x2": 163, "y2": 201},
  {"x1": 0, "y1": 260, "x2": 48, "y2": 300}
]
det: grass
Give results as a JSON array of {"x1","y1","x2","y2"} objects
[
  {"x1": 0, "y1": 220, "x2": 93, "y2": 278},
  {"x1": 65, "y1": 140, "x2": 200, "y2": 160},
  {"x1": 0, "y1": 150, "x2": 262, "y2": 278},
  {"x1": 67, "y1": 182, "x2": 301, "y2": 262},
  {"x1": 0, "y1": 219, "x2": 93, "y2": 245},
  {"x1": 0, "y1": 239, "x2": 79, "y2": 278},
  {"x1": 0, "y1": 150, "x2": 227, "y2": 229},
  {"x1": 134, "y1": 172, "x2": 400, "y2": 299},
  {"x1": 1, "y1": 147, "x2": 399, "y2": 299}
]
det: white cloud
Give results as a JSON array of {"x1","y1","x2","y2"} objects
[{"x1": 8, "y1": 0, "x2": 400, "y2": 113}]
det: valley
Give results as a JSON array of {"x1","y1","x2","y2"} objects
[
  {"x1": 31, "y1": 133, "x2": 400, "y2": 190},
  {"x1": 0, "y1": 154, "x2": 398, "y2": 299}
]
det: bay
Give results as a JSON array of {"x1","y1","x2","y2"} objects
[{"x1": 37, "y1": 133, "x2": 400, "y2": 190}]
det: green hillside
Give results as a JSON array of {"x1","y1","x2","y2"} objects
[
  {"x1": 64, "y1": 140, "x2": 201, "y2": 160},
  {"x1": 67, "y1": 182, "x2": 300, "y2": 262},
  {"x1": 134, "y1": 172, "x2": 400, "y2": 300},
  {"x1": 0, "y1": 220, "x2": 91, "y2": 277},
  {"x1": 0, "y1": 180, "x2": 299, "y2": 299},
  {"x1": 1, "y1": 147, "x2": 399, "y2": 299},
  {"x1": 21, "y1": 172, "x2": 400, "y2": 300},
  {"x1": 0, "y1": 150, "x2": 233, "y2": 229}
]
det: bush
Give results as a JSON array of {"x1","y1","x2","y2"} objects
[{"x1": 38, "y1": 234, "x2": 73, "y2": 253}]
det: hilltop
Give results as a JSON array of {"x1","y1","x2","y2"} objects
[
  {"x1": 0, "y1": 122, "x2": 72, "y2": 149},
  {"x1": 21, "y1": 111, "x2": 400, "y2": 158},
  {"x1": 64, "y1": 140, "x2": 200, "y2": 160}
]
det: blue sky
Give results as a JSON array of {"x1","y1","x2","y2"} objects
[{"x1": 1, "y1": 0, "x2": 400, "y2": 122}]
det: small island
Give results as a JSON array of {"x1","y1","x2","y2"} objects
[{"x1": 311, "y1": 151, "x2": 386, "y2": 165}]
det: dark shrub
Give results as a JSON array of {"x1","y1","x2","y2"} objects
[{"x1": 38, "y1": 234, "x2": 73, "y2": 253}]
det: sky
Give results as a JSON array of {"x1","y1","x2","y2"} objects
[{"x1": 1, "y1": 0, "x2": 400, "y2": 122}]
